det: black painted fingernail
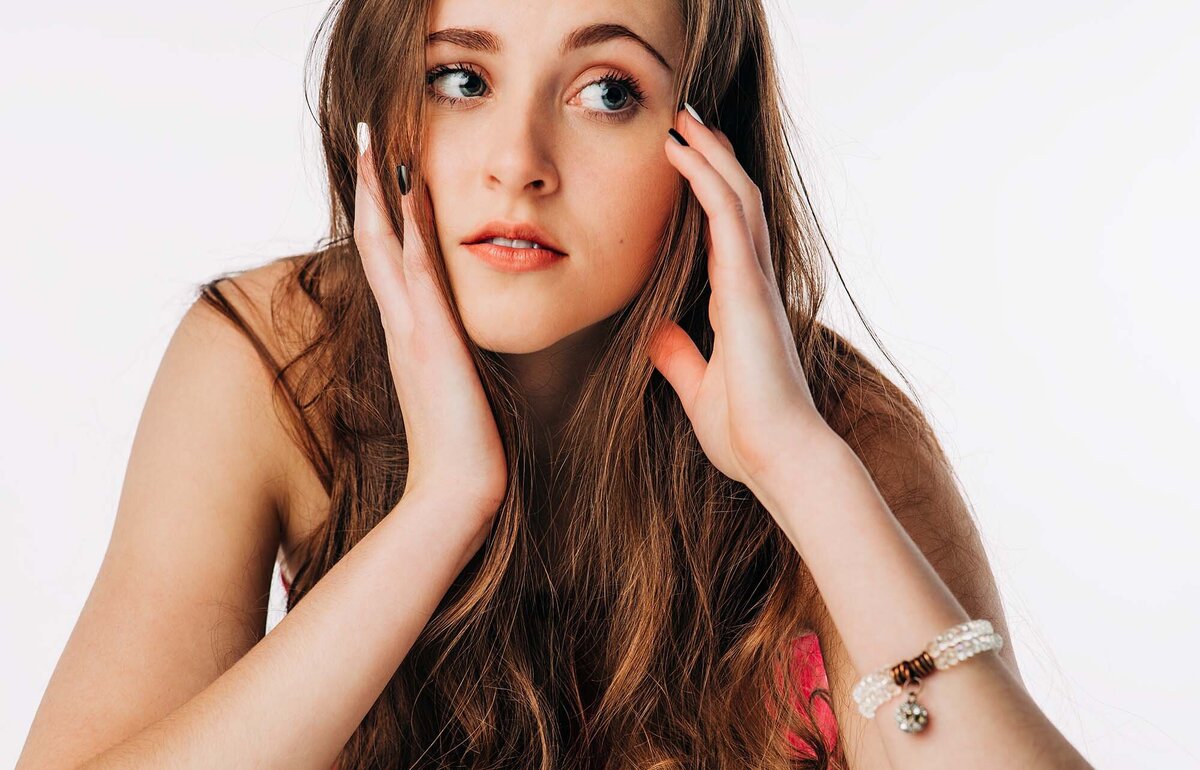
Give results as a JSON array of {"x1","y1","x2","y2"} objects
[
  {"x1": 667, "y1": 128, "x2": 689, "y2": 147},
  {"x1": 396, "y1": 163, "x2": 410, "y2": 195}
]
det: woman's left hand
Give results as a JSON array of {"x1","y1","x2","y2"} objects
[{"x1": 649, "y1": 107, "x2": 838, "y2": 494}]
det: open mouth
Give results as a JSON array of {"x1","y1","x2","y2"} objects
[
  {"x1": 465, "y1": 239, "x2": 568, "y2": 272},
  {"x1": 469, "y1": 236, "x2": 566, "y2": 256}
]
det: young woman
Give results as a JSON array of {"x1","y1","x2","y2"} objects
[{"x1": 19, "y1": 0, "x2": 1092, "y2": 768}]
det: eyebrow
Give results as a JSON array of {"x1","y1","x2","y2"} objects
[{"x1": 425, "y1": 22, "x2": 674, "y2": 74}]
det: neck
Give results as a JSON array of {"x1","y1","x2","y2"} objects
[
  {"x1": 499, "y1": 319, "x2": 614, "y2": 562},
  {"x1": 498, "y1": 316, "x2": 613, "y2": 459}
]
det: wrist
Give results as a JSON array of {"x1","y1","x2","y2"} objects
[
  {"x1": 395, "y1": 485, "x2": 499, "y2": 539},
  {"x1": 401, "y1": 480, "x2": 503, "y2": 521},
  {"x1": 747, "y1": 428, "x2": 863, "y2": 522},
  {"x1": 389, "y1": 487, "x2": 499, "y2": 572}
]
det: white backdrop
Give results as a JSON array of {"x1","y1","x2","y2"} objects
[{"x1": 3, "y1": 1, "x2": 1196, "y2": 767}]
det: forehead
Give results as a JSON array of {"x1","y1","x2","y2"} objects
[{"x1": 427, "y1": 0, "x2": 682, "y2": 65}]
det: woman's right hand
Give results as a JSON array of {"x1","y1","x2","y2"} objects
[{"x1": 353, "y1": 121, "x2": 507, "y2": 519}]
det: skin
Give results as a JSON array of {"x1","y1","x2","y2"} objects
[{"x1": 422, "y1": 0, "x2": 685, "y2": 445}]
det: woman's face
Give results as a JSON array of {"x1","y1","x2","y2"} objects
[{"x1": 422, "y1": 0, "x2": 684, "y2": 354}]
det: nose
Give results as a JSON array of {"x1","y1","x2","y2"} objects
[{"x1": 479, "y1": 94, "x2": 560, "y2": 197}]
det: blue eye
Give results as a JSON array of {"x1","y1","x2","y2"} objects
[
  {"x1": 425, "y1": 63, "x2": 487, "y2": 101},
  {"x1": 424, "y1": 63, "x2": 648, "y2": 123},
  {"x1": 578, "y1": 69, "x2": 648, "y2": 117}
]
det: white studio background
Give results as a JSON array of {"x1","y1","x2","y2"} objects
[{"x1": 2, "y1": 1, "x2": 1196, "y2": 767}]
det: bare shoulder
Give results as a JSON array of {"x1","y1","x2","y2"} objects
[
  {"x1": 194, "y1": 256, "x2": 333, "y2": 572},
  {"x1": 16, "y1": 256, "x2": 321, "y2": 768}
]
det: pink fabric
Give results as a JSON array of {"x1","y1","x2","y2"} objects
[
  {"x1": 280, "y1": 572, "x2": 838, "y2": 761},
  {"x1": 783, "y1": 631, "x2": 839, "y2": 759}
]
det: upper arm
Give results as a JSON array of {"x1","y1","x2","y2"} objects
[
  {"x1": 18, "y1": 278, "x2": 294, "y2": 768},
  {"x1": 812, "y1": 416, "x2": 1021, "y2": 769}
]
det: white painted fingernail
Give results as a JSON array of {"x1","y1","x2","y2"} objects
[
  {"x1": 356, "y1": 121, "x2": 370, "y2": 156},
  {"x1": 683, "y1": 102, "x2": 704, "y2": 125}
]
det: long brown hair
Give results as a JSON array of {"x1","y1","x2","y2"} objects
[{"x1": 198, "y1": 0, "x2": 947, "y2": 766}]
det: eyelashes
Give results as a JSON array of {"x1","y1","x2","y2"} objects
[{"x1": 424, "y1": 62, "x2": 649, "y2": 124}]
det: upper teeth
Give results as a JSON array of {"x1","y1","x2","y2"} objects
[{"x1": 485, "y1": 237, "x2": 547, "y2": 250}]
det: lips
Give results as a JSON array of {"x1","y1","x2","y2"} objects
[{"x1": 463, "y1": 220, "x2": 567, "y2": 255}]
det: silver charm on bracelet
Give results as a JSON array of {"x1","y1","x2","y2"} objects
[{"x1": 895, "y1": 679, "x2": 930, "y2": 734}]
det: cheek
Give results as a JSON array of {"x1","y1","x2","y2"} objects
[
  {"x1": 587, "y1": 149, "x2": 680, "y2": 284},
  {"x1": 420, "y1": 135, "x2": 455, "y2": 229}
]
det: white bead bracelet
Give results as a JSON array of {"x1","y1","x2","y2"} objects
[{"x1": 851, "y1": 619, "x2": 1004, "y2": 734}]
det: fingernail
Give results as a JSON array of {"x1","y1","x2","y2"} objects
[
  {"x1": 683, "y1": 101, "x2": 704, "y2": 126},
  {"x1": 667, "y1": 128, "x2": 689, "y2": 147},
  {"x1": 356, "y1": 121, "x2": 370, "y2": 156},
  {"x1": 396, "y1": 163, "x2": 410, "y2": 195}
]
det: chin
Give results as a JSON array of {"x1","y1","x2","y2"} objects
[
  {"x1": 473, "y1": 334, "x2": 560, "y2": 355},
  {"x1": 462, "y1": 314, "x2": 569, "y2": 355}
]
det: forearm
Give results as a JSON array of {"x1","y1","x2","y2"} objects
[
  {"x1": 76, "y1": 490, "x2": 492, "y2": 770},
  {"x1": 752, "y1": 434, "x2": 1090, "y2": 770}
]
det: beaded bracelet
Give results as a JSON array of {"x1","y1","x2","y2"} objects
[{"x1": 851, "y1": 619, "x2": 1004, "y2": 734}]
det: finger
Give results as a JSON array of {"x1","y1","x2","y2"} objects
[
  {"x1": 396, "y1": 170, "x2": 461, "y2": 329},
  {"x1": 664, "y1": 128, "x2": 765, "y2": 303},
  {"x1": 354, "y1": 121, "x2": 409, "y2": 330},
  {"x1": 666, "y1": 126, "x2": 784, "y2": 385},
  {"x1": 397, "y1": 178, "x2": 436, "y2": 295},
  {"x1": 712, "y1": 127, "x2": 734, "y2": 152},
  {"x1": 675, "y1": 111, "x2": 774, "y2": 288},
  {"x1": 648, "y1": 318, "x2": 706, "y2": 420}
]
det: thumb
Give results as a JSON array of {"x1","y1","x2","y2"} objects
[{"x1": 648, "y1": 318, "x2": 707, "y2": 417}]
